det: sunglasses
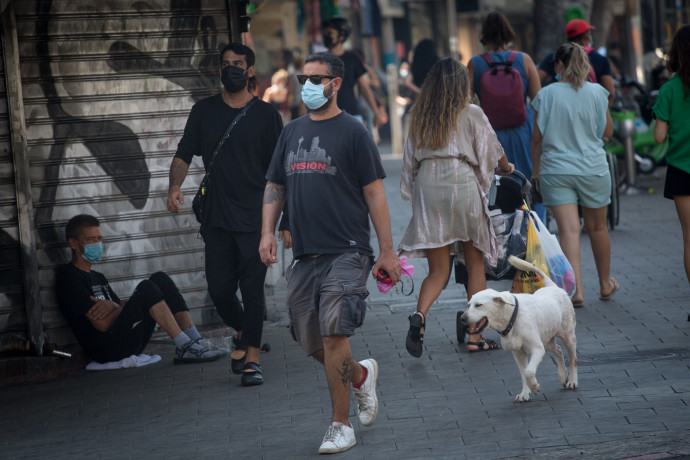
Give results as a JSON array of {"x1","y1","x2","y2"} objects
[{"x1": 297, "y1": 74, "x2": 337, "y2": 85}]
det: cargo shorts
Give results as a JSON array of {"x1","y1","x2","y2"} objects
[{"x1": 285, "y1": 251, "x2": 374, "y2": 356}]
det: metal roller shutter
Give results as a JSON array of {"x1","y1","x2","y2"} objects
[
  {"x1": 0, "y1": 12, "x2": 26, "y2": 350},
  {"x1": 15, "y1": 0, "x2": 230, "y2": 346}
]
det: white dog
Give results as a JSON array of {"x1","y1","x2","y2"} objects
[{"x1": 461, "y1": 256, "x2": 578, "y2": 402}]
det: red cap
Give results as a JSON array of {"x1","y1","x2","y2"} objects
[{"x1": 565, "y1": 19, "x2": 595, "y2": 39}]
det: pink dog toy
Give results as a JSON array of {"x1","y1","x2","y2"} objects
[{"x1": 376, "y1": 257, "x2": 415, "y2": 294}]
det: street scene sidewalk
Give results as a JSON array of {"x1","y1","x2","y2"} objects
[{"x1": 2, "y1": 148, "x2": 690, "y2": 459}]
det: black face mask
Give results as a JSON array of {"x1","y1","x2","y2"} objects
[
  {"x1": 221, "y1": 65, "x2": 247, "y2": 93},
  {"x1": 322, "y1": 34, "x2": 337, "y2": 49}
]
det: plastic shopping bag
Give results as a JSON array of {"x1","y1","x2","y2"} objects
[
  {"x1": 511, "y1": 213, "x2": 548, "y2": 294},
  {"x1": 485, "y1": 209, "x2": 528, "y2": 280},
  {"x1": 529, "y1": 212, "x2": 576, "y2": 297}
]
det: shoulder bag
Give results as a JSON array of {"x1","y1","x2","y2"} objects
[{"x1": 192, "y1": 97, "x2": 258, "y2": 224}]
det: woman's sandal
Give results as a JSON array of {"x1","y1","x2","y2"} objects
[
  {"x1": 456, "y1": 311, "x2": 468, "y2": 344},
  {"x1": 231, "y1": 334, "x2": 246, "y2": 375},
  {"x1": 405, "y1": 312, "x2": 425, "y2": 358},
  {"x1": 599, "y1": 278, "x2": 620, "y2": 301},
  {"x1": 240, "y1": 362, "x2": 264, "y2": 386},
  {"x1": 467, "y1": 338, "x2": 501, "y2": 353}
]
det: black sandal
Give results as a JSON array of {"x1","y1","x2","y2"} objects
[
  {"x1": 456, "y1": 311, "x2": 467, "y2": 344},
  {"x1": 240, "y1": 362, "x2": 264, "y2": 386},
  {"x1": 467, "y1": 338, "x2": 501, "y2": 353},
  {"x1": 230, "y1": 350, "x2": 246, "y2": 374},
  {"x1": 405, "y1": 312, "x2": 425, "y2": 358}
]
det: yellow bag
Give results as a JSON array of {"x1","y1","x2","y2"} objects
[{"x1": 511, "y1": 214, "x2": 549, "y2": 294}]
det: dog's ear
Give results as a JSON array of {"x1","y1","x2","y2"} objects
[{"x1": 493, "y1": 292, "x2": 515, "y2": 306}]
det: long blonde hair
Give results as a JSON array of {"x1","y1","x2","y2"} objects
[
  {"x1": 555, "y1": 43, "x2": 590, "y2": 90},
  {"x1": 409, "y1": 58, "x2": 471, "y2": 150}
]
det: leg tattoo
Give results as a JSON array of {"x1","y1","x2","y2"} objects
[{"x1": 337, "y1": 356, "x2": 353, "y2": 388}]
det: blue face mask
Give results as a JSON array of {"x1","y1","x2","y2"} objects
[
  {"x1": 301, "y1": 80, "x2": 334, "y2": 110},
  {"x1": 555, "y1": 73, "x2": 562, "y2": 82},
  {"x1": 81, "y1": 242, "x2": 103, "y2": 263}
]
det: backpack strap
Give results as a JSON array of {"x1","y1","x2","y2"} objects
[{"x1": 482, "y1": 52, "x2": 517, "y2": 74}]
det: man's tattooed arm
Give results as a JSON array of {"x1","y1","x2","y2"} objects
[
  {"x1": 263, "y1": 181, "x2": 286, "y2": 205},
  {"x1": 261, "y1": 181, "x2": 286, "y2": 237}
]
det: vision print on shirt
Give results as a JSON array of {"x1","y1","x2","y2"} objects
[{"x1": 285, "y1": 136, "x2": 337, "y2": 176}]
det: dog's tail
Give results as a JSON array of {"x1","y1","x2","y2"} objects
[{"x1": 508, "y1": 255, "x2": 557, "y2": 288}]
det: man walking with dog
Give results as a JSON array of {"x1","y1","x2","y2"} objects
[{"x1": 259, "y1": 52, "x2": 401, "y2": 454}]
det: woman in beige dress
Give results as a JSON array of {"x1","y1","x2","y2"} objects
[{"x1": 399, "y1": 57, "x2": 515, "y2": 357}]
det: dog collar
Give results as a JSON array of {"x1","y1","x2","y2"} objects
[{"x1": 499, "y1": 296, "x2": 519, "y2": 336}]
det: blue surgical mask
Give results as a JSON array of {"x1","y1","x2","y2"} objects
[
  {"x1": 301, "y1": 80, "x2": 334, "y2": 110},
  {"x1": 81, "y1": 242, "x2": 103, "y2": 263},
  {"x1": 555, "y1": 73, "x2": 562, "y2": 82}
]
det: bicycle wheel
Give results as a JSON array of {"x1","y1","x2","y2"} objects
[{"x1": 606, "y1": 152, "x2": 620, "y2": 230}]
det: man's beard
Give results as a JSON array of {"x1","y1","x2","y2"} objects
[{"x1": 307, "y1": 88, "x2": 335, "y2": 113}]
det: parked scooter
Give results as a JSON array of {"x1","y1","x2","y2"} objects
[{"x1": 605, "y1": 77, "x2": 668, "y2": 177}]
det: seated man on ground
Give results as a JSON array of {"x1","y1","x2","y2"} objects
[{"x1": 56, "y1": 214, "x2": 223, "y2": 364}]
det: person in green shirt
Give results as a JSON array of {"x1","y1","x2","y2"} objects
[{"x1": 653, "y1": 24, "x2": 690, "y2": 321}]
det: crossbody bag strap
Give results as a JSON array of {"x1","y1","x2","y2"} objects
[{"x1": 203, "y1": 96, "x2": 258, "y2": 179}]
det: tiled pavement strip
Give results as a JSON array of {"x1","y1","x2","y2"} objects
[{"x1": 1, "y1": 147, "x2": 689, "y2": 459}]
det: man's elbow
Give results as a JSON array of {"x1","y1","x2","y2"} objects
[{"x1": 361, "y1": 177, "x2": 381, "y2": 194}]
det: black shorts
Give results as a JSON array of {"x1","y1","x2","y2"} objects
[{"x1": 664, "y1": 164, "x2": 690, "y2": 199}]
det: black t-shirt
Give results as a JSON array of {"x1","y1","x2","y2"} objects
[
  {"x1": 538, "y1": 49, "x2": 612, "y2": 83},
  {"x1": 175, "y1": 94, "x2": 283, "y2": 231},
  {"x1": 335, "y1": 51, "x2": 367, "y2": 116},
  {"x1": 56, "y1": 263, "x2": 121, "y2": 358},
  {"x1": 266, "y1": 112, "x2": 385, "y2": 257}
]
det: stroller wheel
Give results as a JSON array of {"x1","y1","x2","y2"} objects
[{"x1": 456, "y1": 311, "x2": 468, "y2": 344}]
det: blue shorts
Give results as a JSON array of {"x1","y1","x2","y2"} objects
[{"x1": 540, "y1": 174, "x2": 611, "y2": 209}]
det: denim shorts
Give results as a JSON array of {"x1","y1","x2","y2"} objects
[
  {"x1": 540, "y1": 173, "x2": 611, "y2": 209},
  {"x1": 285, "y1": 252, "x2": 374, "y2": 356}
]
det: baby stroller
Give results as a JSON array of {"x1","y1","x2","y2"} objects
[{"x1": 453, "y1": 170, "x2": 532, "y2": 344}]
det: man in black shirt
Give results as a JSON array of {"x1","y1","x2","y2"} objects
[
  {"x1": 56, "y1": 214, "x2": 222, "y2": 364},
  {"x1": 167, "y1": 43, "x2": 285, "y2": 386},
  {"x1": 260, "y1": 52, "x2": 401, "y2": 454},
  {"x1": 321, "y1": 17, "x2": 387, "y2": 128}
]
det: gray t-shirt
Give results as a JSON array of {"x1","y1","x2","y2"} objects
[{"x1": 266, "y1": 112, "x2": 385, "y2": 257}]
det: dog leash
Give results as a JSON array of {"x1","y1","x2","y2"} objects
[{"x1": 499, "y1": 295, "x2": 519, "y2": 336}]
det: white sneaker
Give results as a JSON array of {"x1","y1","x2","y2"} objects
[
  {"x1": 352, "y1": 358, "x2": 378, "y2": 426},
  {"x1": 318, "y1": 422, "x2": 356, "y2": 454}
]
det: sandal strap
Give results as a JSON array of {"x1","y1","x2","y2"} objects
[
  {"x1": 467, "y1": 339, "x2": 500, "y2": 350},
  {"x1": 243, "y1": 362, "x2": 264, "y2": 374}
]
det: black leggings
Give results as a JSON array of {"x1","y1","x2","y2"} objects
[
  {"x1": 102, "y1": 272, "x2": 189, "y2": 362},
  {"x1": 203, "y1": 227, "x2": 267, "y2": 349}
]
